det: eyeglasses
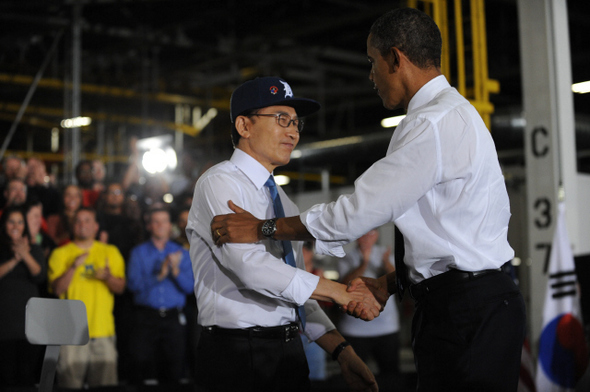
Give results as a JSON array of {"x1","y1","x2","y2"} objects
[{"x1": 249, "y1": 113, "x2": 304, "y2": 133}]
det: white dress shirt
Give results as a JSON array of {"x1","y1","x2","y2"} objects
[
  {"x1": 301, "y1": 75, "x2": 514, "y2": 284},
  {"x1": 187, "y1": 148, "x2": 335, "y2": 341}
]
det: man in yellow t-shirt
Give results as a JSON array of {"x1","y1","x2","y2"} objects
[{"x1": 48, "y1": 207, "x2": 125, "y2": 389}]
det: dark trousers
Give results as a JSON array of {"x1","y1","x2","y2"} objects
[
  {"x1": 129, "y1": 306, "x2": 186, "y2": 385},
  {"x1": 412, "y1": 271, "x2": 526, "y2": 392},
  {"x1": 345, "y1": 333, "x2": 400, "y2": 375},
  {"x1": 196, "y1": 327, "x2": 310, "y2": 392}
]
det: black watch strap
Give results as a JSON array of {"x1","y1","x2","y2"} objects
[{"x1": 332, "y1": 341, "x2": 351, "y2": 361}]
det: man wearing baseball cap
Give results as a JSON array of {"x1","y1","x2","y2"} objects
[{"x1": 186, "y1": 77, "x2": 379, "y2": 392}]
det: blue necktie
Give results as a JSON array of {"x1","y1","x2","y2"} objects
[{"x1": 265, "y1": 175, "x2": 306, "y2": 330}]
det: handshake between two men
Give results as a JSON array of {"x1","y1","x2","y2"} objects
[{"x1": 211, "y1": 200, "x2": 394, "y2": 321}]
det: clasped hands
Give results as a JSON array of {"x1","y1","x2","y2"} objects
[{"x1": 342, "y1": 277, "x2": 389, "y2": 321}]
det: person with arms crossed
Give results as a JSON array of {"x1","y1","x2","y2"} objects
[
  {"x1": 211, "y1": 8, "x2": 526, "y2": 392},
  {"x1": 186, "y1": 76, "x2": 380, "y2": 392},
  {"x1": 48, "y1": 207, "x2": 125, "y2": 389}
]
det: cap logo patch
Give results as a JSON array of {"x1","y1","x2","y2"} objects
[
  {"x1": 280, "y1": 80, "x2": 293, "y2": 98},
  {"x1": 269, "y1": 86, "x2": 278, "y2": 95}
]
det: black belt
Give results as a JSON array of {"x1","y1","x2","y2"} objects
[
  {"x1": 408, "y1": 268, "x2": 501, "y2": 301},
  {"x1": 204, "y1": 323, "x2": 299, "y2": 343}
]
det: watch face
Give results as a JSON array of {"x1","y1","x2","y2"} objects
[{"x1": 262, "y1": 219, "x2": 277, "y2": 238}]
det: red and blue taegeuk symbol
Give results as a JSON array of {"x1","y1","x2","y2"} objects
[
  {"x1": 538, "y1": 313, "x2": 588, "y2": 388},
  {"x1": 269, "y1": 86, "x2": 278, "y2": 95}
]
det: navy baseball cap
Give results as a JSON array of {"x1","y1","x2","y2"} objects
[{"x1": 230, "y1": 77, "x2": 320, "y2": 123}]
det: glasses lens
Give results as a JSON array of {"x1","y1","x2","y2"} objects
[
  {"x1": 277, "y1": 114, "x2": 290, "y2": 128},
  {"x1": 297, "y1": 119, "x2": 304, "y2": 132},
  {"x1": 277, "y1": 114, "x2": 303, "y2": 132}
]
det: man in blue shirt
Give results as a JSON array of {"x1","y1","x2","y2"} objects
[{"x1": 127, "y1": 207, "x2": 194, "y2": 385}]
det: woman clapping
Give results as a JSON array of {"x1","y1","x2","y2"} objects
[{"x1": 0, "y1": 206, "x2": 46, "y2": 387}]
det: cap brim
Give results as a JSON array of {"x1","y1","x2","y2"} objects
[
  {"x1": 274, "y1": 98, "x2": 322, "y2": 117},
  {"x1": 260, "y1": 98, "x2": 321, "y2": 118}
]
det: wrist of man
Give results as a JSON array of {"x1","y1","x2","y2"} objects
[
  {"x1": 332, "y1": 340, "x2": 352, "y2": 362},
  {"x1": 385, "y1": 274, "x2": 397, "y2": 295}
]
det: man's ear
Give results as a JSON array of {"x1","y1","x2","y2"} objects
[
  {"x1": 235, "y1": 116, "x2": 251, "y2": 139},
  {"x1": 387, "y1": 47, "x2": 402, "y2": 73}
]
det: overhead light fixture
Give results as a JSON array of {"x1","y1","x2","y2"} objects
[
  {"x1": 381, "y1": 115, "x2": 406, "y2": 128},
  {"x1": 137, "y1": 135, "x2": 178, "y2": 175},
  {"x1": 163, "y1": 193, "x2": 174, "y2": 204},
  {"x1": 572, "y1": 81, "x2": 590, "y2": 94},
  {"x1": 142, "y1": 147, "x2": 177, "y2": 174},
  {"x1": 61, "y1": 116, "x2": 92, "y2": 128}
]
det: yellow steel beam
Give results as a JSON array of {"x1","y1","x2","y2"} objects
[
  {"x1": 439, "y1": 0, "x2": 451, "y2": 78},
  {"x1": 0, "y1": 112, "x2": 57, "y2": 129},
  {"x1": 0, "y1": 73, "x2": 230, "y2": 110},
  {"x1": 4, "y1": 150, "x2": 130, "y2": 163},
  {"x1": 0, "y1": 101, "x2": 203, "y2": 136},
  {"x1": 471, "y1": 0, "x2": 483, "y2": 103},
  {"x1": 454, "y1": 0, "x2": 466, "y2": 96},
  {"x1": 409, "y1": 0, "x2": 498, "y2": 129}
]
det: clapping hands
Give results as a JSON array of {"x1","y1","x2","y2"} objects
[
  {"x1": 11, "y1": 237, "x2": 31, "y2": 261},
  {"x1": 159, "y1": 251, "x2": 182, "y2": 280},
  {"x1": 94, "y1": 258, "x2": 112, "y2": 281}
]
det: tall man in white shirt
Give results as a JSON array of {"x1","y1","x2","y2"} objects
[
  {"x1": 186, "y1": 76, "x2": 379, "y2": 392},
  {"x1": 211, "y1": 8, "x2": 526, "y2": 392}
]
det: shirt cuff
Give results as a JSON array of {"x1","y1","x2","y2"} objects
[
  {"x1": 280, "y1": 268, "x2": 319, "y2": 306},
  {"x1": 300, "y1": 207, "x2": 346, "y2": 258}
]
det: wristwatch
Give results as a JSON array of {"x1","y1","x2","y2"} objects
[{"x1": 261, "y1": 218, "x2": 277, "y2": 238}]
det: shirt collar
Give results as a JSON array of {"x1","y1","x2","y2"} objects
[
  {"x1": 230, "y1": 148, "x2": 274, "y2": 191},
  {"x1": 407, "y1": 75, "x2": 450, "y2": 114}
]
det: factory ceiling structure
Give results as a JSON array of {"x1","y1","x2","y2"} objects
[{"x1": 1, "y1": 0, "x2": 590, "y2": 191}]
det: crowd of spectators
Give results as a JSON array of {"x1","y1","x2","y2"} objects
[{"x1": 0, "y1": 153, "x2": 202, "y2": 389}]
